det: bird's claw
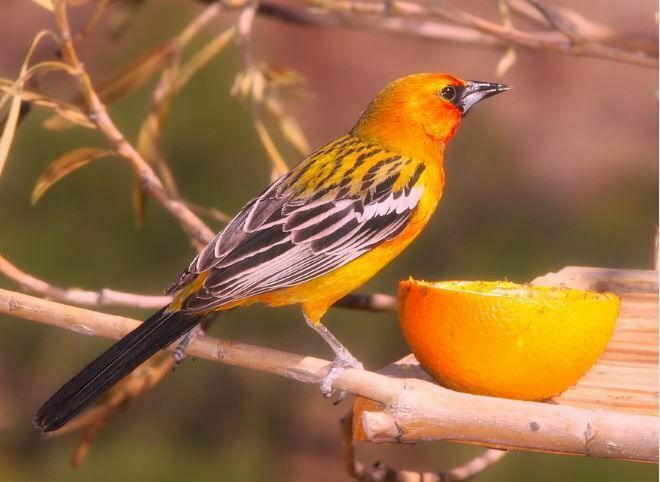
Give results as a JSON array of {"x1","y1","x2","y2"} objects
[
  {"x1": 172, "y1": 325, "x2": 204, "y2": 367},
  {"x1": 172, "y1": 347, "x2": 186, "y2": 367},
  {"x1": 320, "y1": 349, "x2": 363, "y2": 402}
]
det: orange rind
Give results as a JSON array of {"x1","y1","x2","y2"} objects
[{"x1": 398, "y1": 280, "x2": 620, "y2": 400}]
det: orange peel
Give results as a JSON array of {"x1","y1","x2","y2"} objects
[{"x1": 398, "y1": 279, "x2": 620, "y2": 400}]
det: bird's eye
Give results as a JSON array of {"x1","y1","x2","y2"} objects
[{"x1": 439, "y1": 86, "x2": 457, "y2": 101}]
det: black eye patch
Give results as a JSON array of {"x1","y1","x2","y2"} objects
[{"x1": 438, "y1": 85, "x2": 465, "y2": 106}]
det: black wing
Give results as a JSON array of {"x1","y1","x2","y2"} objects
[{"x1": 166, "y1": 136, "x2": 426, "y2": 312}]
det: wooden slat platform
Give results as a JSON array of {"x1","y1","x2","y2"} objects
[
  {"x1": 539, "y1": 267, "x2": 658, "y2": 415},
  {"x1": 353, "y1": 266, "x2": 659, "y2": 446}
]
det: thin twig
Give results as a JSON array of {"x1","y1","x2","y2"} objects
[
  {"x1": 340, "y1": 414, "x2": 508, "y2": 482},
  {"x1": 53, "y1": 0, "x2": 215, "y2": 248},
  {"x1": 136, "y1": 0, "x2": 227, "y2": 199},
  {"x1": 184, "y1": 199, "x2": 233, "y2": 224},
  {"x1": 234, "y1": 0, "x2": 292, "y2": 179},
  {"x1": 0, "y1": 252, "x2": 170, "y2": 309},
  {"x1": 524, "y1": 0, "x2": 581, "y2": 42},
  {"x1": 76, "y1": 0, "x2": 112, "y2": 42},
  {"x1": 495, "y1": 0, "x2": 517, "y2": 76},
  {"x1": 256, "y1": 1, "x2": 504, "y2": 46},
  {"x1": 227, "y1": 0, "x2": 657, "y2": 68},
  {"x1": 0, "y1": 251, "x2": 395, "y2": 311}
]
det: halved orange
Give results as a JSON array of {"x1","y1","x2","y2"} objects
[{"x1": 398, "y1": 280, "x2": 620, "y2": 400}]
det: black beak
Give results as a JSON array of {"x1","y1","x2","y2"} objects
[{"x1": 458, "y1": 81, "x2": 510, "y2": 115}]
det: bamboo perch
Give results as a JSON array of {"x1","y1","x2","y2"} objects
[{"x1": 1, "y1": 288, "x2": 657, "y2": 462}]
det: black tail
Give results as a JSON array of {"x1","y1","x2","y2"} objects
[{"x1": 34, "y1": 306, "x2": 202, "y2": 433}]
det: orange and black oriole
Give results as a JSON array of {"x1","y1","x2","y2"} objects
[{"x1": 34, "y1": 73, "x2": 509, "y2": 432}]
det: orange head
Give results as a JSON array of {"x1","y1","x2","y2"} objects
[{"x1": 352, "y1": 73, "x2": 509, "y2": 160}]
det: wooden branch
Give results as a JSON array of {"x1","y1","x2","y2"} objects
[
  {"x1": 133, "y1": 14, "x2": 236, "y2": 227},
  {"x1": 3, "y1": 287, "x2": 657, "y2": 462}
]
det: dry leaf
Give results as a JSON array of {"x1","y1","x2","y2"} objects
[
  {"x1": 49, "y1": 104, "x2": 95, "y2": 129},
  {"x1": 133, "y1": 60, "x2": 178, "y2": 225},
  {"x1": 496, "y1": 47, "x2": 517, "y2": 76},
  {"x1": 77, "y1": 0, "x2": 112, "y2": 41},
  {"x1": 31, "y1": 148, "x2": 114, "y2": 204},
  {"x1": 251, "y1": 69, "x2": 266, "y2": 104},
  {"x1": 174, "y1": 27, "x2": 236, "y2": 92},
  {"x1": 132, "y1": 27, "x2": 235, "y2": 227},
  {"x1": 495, "y1": 0, "x2": 517, "y2": 76},
  {"x1": 45, "y1": 41, "x2": 175, "y2": 129},
  {"x1": 0, "y1": 90, "x2": 24, "y2": 180},
  {"x1": 264, "y1": 97, "x2": 310, "y2": 156},
  {"x1": 29, "y1": 0, "x2": 54, "y2": 10},
  {"x1": 131, "y1": 176, "x2": 147, "y2": 228},
  {"x1": 254, "y1": 118, "x2": 289, "y2": 176},
  {"x1": 0, "y1": 31, "x2": 61, "y2": 181},
  {"x1": 96, "y1": 42, "x2": 175, "y2": 104},
  {"x1": 231, "y1": 70, "x2": 253, "y2": 100},
  {"x1": 0, "y1": 84, "x2": 95, "y2": 130},
  {"x1": 262, "y1": 64, "x2": 306, "y2": 89}
]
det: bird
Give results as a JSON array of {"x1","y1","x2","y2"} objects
[{"x1": 34, "y1": 73, "x2": 509, "y2": 433}]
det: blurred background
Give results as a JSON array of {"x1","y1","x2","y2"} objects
[{"x1": 0, "y1": 0, "x2": 657, "y2": 481}]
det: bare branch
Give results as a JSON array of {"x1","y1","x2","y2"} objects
[
  {"x1": 52, "y1": 0, "x2": 215, "y2": 248},
  {"x1": 232, "y1": 0, "x2": 657, "y2": 68},
  {"x1": 134, "y1": 6, "x2": 234, "y2": 225},
  {"x1": 256, "y1": 1, "x2": 504, "y2": 46},
  {"x1": 495, "y1": 0, "x2": 517, "y2": 77},
  {"x1": 0, "y1": 252, "x2": 170, "y2": 309},
  {"x1": 522, "y1": 0, "x2": 581, "y2": 42},
  {"x1": 233, "y1": 0, "x2": 295, "y2": 179},
  {"x1": 0, "y1": 246, "x2": 396, "y2": 312}
]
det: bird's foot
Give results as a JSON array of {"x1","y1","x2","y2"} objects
[
  {"x1": 320, "y1": 348, "x2": 364, "y2": 403},
  {"x1": 172, "y1": 325, "x2": 204, "y2": 366},
  {"x1": 303, "y1": 314, "x2": 363, "y2": 403}
]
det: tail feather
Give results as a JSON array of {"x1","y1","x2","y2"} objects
[{"x1": 34, "y1": 306, "x2": 202, "y2": 433}]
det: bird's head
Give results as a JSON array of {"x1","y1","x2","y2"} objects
[{"x1": 352, "y1": 73, "x2": 510, "y2": 160}]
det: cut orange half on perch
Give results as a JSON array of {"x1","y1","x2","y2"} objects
[{"x1": 398, "y1": 280, "x2": 620, "y2": 401}]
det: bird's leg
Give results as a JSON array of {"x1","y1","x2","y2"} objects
[
  {"x1": 304, "y1": 314, "x2": 363, "y2": 398},
  {"x1": 172, "y1": 324, "x2": 205, "y2": 366}
]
